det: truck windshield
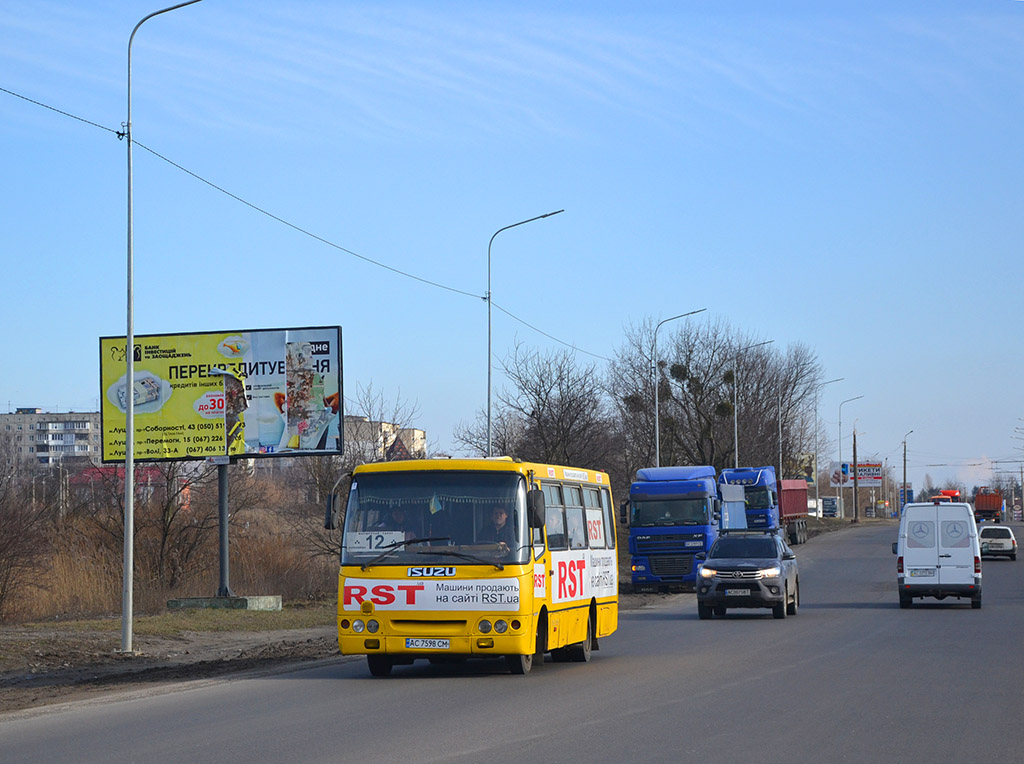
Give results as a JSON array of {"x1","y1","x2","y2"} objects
[
  {"x1": 341, "y1": 471, "x2": 529, "y2": 566},
  {"x1": 630, "y1": 497, "x2": 709, "y2": 527},
  {"x1": 744, "y1": 487, "x2": 773, "y2": 510}
]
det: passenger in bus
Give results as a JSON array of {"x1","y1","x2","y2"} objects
[
  {"x1": 480, "y1": 505, "x2": 516, "y2": 554},
  {"x1": 374, "y1": 507, "x2": 416, "y2": 540}
]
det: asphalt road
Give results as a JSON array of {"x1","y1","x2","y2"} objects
[{"x1": 2, "y1": 522, "x2": 1022, "y2": 764}]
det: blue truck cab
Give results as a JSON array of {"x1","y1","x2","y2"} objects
[
  {"x1": 628, "y1": 466, "x2": 720, "y2": 592},
  {"x1": 717, "y1": 466, "x2": 779, "y2": 530}
]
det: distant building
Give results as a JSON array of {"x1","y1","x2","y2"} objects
[
  {"x1": 0, "y1": 407, "x2": 102, "y2": 466},
  {"x1": 343, "y1": 415, "x2": 426, "y2": 461}
]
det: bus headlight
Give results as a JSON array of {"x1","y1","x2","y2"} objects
[
  {"x1": 353, "y1": 619, "x2": 366, "y2": 633},
  {"x1": 494, "y1": 620, "x2": 508, "y2": 634},
  {"x1": 366, "y1": 619, "x2": 380, "y2": 633},
  {"x1": 479, "y1": 620, "x2": 492, "y2": 634}
]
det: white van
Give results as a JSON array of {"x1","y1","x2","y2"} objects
[{"x1": 892, "y1": 502, "x2": 982, "y2": 609}]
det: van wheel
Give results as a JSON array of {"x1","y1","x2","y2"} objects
[
  {"x1": 787, "y1": 581, "x2": 799, "y2": 615},
  {"x1": 697, "y1": 604, "x2": 713, "y2": 620},
  {"x1": 971, "y1": 595, "x2": 982, "y2": 609},
  {"x1": 367, "y1": 655, "x2": 393, "y2": 677},
  {"x1": 899, "y1": 593, "x2": 912, "y2": 609},
  {"x1": 569, "y1": 616, "x2": 593, "y2": 662},
  {"x1": 773, "y1": 587, "x2": 787, "y2": 619}
]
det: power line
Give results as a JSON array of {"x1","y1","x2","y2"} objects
[{"x1": 3, "y1": 84, "x2": 609, "y2": 361}]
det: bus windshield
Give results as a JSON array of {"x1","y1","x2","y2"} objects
[
  {"x1": 630, "y1": 497, "x2": 710, "y2": 527},
  {"x1": 744, "y1": 487, "x2": 773, "y2": 510},
  {"x1": 341, "y1": 471, "x2": 529, "y2": 566}
]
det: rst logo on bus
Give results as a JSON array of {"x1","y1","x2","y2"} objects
[{"x1": 407, "y1": 567, "x2": 456, "y2": 577}]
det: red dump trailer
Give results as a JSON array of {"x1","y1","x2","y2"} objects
[{"x1": 779, "y1": 479, "x2": 810, "y2": 544}]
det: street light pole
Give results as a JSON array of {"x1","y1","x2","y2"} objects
[
  {"x1": 123, "y1": 0, "x2": 203, "y2": 655},
  {"x1": 486, "y1": 210, "x2": 563, "y2": 457},
  {"x1": 901, "y1": 429, "x2": 913, "y2": 518},
  {"x1": 733, "y1": 340, "x2": 773, "y2": 468},
  {"x1": 836, "y1": 395, "x2": 864, "y2": 518},
  {"x1": 652, "y1": 309, "x2": 706, "y2": 467},
  {"x1": 812, "y1": 377, "x2": 842, "y2": 512}
]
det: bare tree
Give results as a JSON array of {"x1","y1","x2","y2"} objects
[
  {"x1": 456, "y1": 343, "x2": 617, "y2": 469},
  {"x1": 0, "y1": 435, "x2": 51, "y2": 620},
  {"x1": 610, "y1": 319, "x2": 823, "y2": 477}
]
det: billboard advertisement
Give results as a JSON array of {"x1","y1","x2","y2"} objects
[
  {"x1": 100, "y1": 326, "x2": 342, "y2": 463},
  {"x1": 829, "y1": 461, "x2": 882, "y2": 488}
]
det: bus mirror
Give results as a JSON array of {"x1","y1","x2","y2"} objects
[
  {"x1": 527, "y1": 488, "x2": 546, "y2": 528},
  {"x1": 619, "y1": 500, "x2": 629, "y2": 526},
  {"x1": 324, "y1": 494, "x2": 338, "y2": 530}
]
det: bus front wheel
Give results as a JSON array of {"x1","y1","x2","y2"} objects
[
  {"x1": 506, "y1": 652, "x2": 533, "y2": 674},
  {"x1": 367, "y1": 655, "x2": 393, "y2": 677}
]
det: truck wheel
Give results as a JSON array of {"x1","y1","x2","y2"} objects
[
  {"x1": 773, "y1": 587, "x2": 787, "y2": 619},
  {"x1": 367, "y1": 655, "x2": 393, "y2": 677},
  {"x1": 697, "y1": 603, "x2": 713, "y2": 620},
  {"x1": 787, "y1": 581, "x2": 799, "y2": 615}
]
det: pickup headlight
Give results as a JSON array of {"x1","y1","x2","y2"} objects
[
  {"x1": 758, "y1": 566, "x2": 781, "y2": 579},
  {"x1": 699, "y1": 567, "x2": 717, "y2": 579}
]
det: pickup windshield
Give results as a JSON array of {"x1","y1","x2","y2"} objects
[
  {"x1": 341, "y1": 471, "x2": 529, "y2": 566},
  {"x1": 631, "y1": 497, "x2": 710, "y2": 527},
  {"x1": 710, "y1": 536, "x2": 777, "y2": 558}
]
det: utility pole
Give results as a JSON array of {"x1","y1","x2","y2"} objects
[{"x1": 852, "y1": 429, "x2": 859, "y2": 523}]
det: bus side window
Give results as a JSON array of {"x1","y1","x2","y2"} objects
[
  {"x1": 565, "y1": 485, "x2": 587, "y2": 550},
  {"x1": 600, "y1": 488, "x2": 616, "y2": 549},
  {"x1": 584, "y1": 488, "x2": 605, "y2": 549},
  {"x1": 543, "y1": 483, "x2": 567, "y2": 551}
]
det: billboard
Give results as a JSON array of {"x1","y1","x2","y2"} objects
[
  {"x1": 100, "y1": 326, "x2": 342, "y2": 463},
  {"x1": 829, "y1": 461, "x2": 882, "y2": 488}
]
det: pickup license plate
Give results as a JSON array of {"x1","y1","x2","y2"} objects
[
  {"x1": 909, "y1": 569, "x2": 935, "y2": 577},
  {"x1": 725, "y1": 588, "x2": 749, "y2": 597},
  {"x1": 405, "y1": 638, "x2": 449, "y2": 650}
]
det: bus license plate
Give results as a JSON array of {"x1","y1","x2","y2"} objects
[
  {"x1": 406, "y1": 638, "x2": 449, "y2": 650},
  {"x1": 725, "y1": 589, "x2": 749, "y2": 597},
  {"x1": 909, "y1": 569, "x2": 935, "y2": 577}
]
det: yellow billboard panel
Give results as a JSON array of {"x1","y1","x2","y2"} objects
[{"x1": 100, "y1": 326, "x2": 342, "y2": 462}]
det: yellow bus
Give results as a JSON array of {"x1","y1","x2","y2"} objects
[{"x1": 334, "y1": 457, "x2": 618, "y2": 676}]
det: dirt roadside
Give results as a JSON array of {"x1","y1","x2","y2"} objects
[{"x1": 0, "y1": 518, "x2": 871, "y2": 715}]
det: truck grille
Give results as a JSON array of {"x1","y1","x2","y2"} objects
[
  {"x1": 650, "y1": 555, "x2": 693, "y2": 578},
  {"x1": 635, "y1": 534, "x2": 702, "y2": 555}
]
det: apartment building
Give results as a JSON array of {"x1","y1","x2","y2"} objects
[{"x1": 0, "y1": 407, "x2": 102, "y2": 466}]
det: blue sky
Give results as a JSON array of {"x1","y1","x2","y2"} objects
[{"x1": 2, "y1": 1, "x2": 1023, "y2": 492}]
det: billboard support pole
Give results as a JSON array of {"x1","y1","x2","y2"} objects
[{"x1": 217, "y1": 462, "x2": 234, "y2": 597}]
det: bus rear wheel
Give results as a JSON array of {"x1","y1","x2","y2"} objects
[
  {"x1": 568, "y1": 616, "x2": 593, "y2": 662},
  {"x1": 367, "y1": 655, "x2": 393, "y2": 677}
]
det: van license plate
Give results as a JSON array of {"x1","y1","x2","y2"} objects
[
  {"x1": 909, "y1": 569, "x2": 935, "y2": 577},
  {"x1": 725, "y1": 589, "x2": 749, "y2": 596},
  {"x1": 406, "y1": 638, "x2": 449, "y2": 650}
]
